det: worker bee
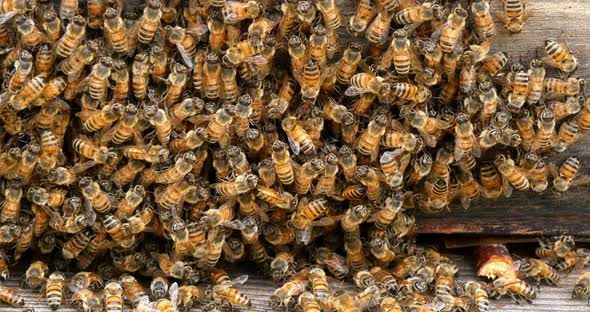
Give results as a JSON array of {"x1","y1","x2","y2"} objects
[
  {"x1": 56, "y1": 15, "x2": 86, "y2": 58},
  {"x1": 282, "y1": 116, "x2": 315, "y2": 155},
  {"x1": 532, "y1": 108, "x2": 555, "y2": 152},
  {"x1": 163, "y1": 63, "x2": 189, "y2": 106},
  {"x1": 8, "y1": 50, "x2": 33, "y2": 93},
  {"x1": 44, "y1": 271, "x2": 66, "y2": 310},
  {"x1": 507, "y1": 64, "x2": 529, "y2": 111},
  {"x1": 550, "y1": 156, "x2": 580, "y2": 193},
  {"x1": 134, "y1": 0, "x2": 161, "y2": 44},
  {"x1": 59, "y1": 40, "x2": 98, "y2": 77},
  {"x1": 471, "y1": 0, "x2": 495, "y2": 39},
  {"x1": 518, "y1": 258, "x2": 559, "y2": 286},
  {"x1": 212, "y1": 173, "x2": 259, "y2": 198},
  {"x1": 394, "y1": 2, "x2": 439, "y2": 26},
  {"x1": 0, "y1": 285, "x2": 24, "y2": 306},
  {"x1": 24, "y1": 261, "x2": 48, "y2": 289},
  {"x1": 491, "y1": 276, "x2": 536, "y2": 303},
  {"x1": 270, "y1": 269, "x2": 309, "y2": 308},
  {"x1": 79, "y1": 176, "x2": 113, "y2": 213},
  {"x1": 144, "y1": 105, "x2": 172, "y2": 146},
  {"x1": 132, "y1": 53, "x2": 150, "y2": 99},
  {"x1": 573, "y1": 273, "x2": 590, "y2": 305},
  {"x1": 102, "y1": 8, "x2": 129, "y2": 54},
  {"x1": 366, "y1": 10, "x2": 394, "y2": 45},
  {"x1": 545, "y1": 77, "x2": 585, "y2": 99},
  {"x1": 496, "y1": 0, "x2": 530, "y2": 33},
  {"x1": 10, "y1": 75, "x2": 46, "y2": 111},
  {"x1": 14, "y1": 14, "x2": 44, "y2": 49},
  {"x1": 104, "y1": 281, "x2": 124, "y2": 312},
  {"x1": 438, "y1": 6, "x2": 467, "y2": 53},
  {"x1": 544, "y1": 39, "x2": 579, "y2": 73}
]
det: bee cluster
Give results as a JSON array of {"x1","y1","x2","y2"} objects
[{"x1": 0, "y1": 0, "x2": 585, "y2": 310}]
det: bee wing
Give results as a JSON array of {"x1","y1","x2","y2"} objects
[
  {"x1": 344, "y1": 86, "x2": 370, "y2": 97},
  {"x1": 72, "y1": 161, "x2": 100, "y2": 174},
  {"x1": 287, "y1": 135, "x2": 301, "y2": 156},
  {"x1": 39, "y1": 205, "x2": 64, "y2": 224},
  {"x1": 0, "y1": 12, "x2": 17, "y2": 25},
  {"x1": 169, "y1": 282, "x2": 179, "y2": 308},
  {"x1": 223, "y1": 12, "x2": 244, "y2": 24},
  {"x1": 85, "y1": 208, "x2": 97, "y2": 227},
  {"x1": 176, "y1": 43, "x2": 194, "y2": 69},
  {"x1": 472, "y1": 139, "x2": 482, "y2": 158},
  {"x1": 548, "y1": 162, "x2": 559, "y2": 179},
  {"x1": 501, "y1": 175, "x2": 513, "y2": 198},
  {"x1": 244, "y1": 55, "x2": 268, "y2": 65},
  {"x1": 187, "y1": 25, "x2": 210, "y2": 36},
  {"x1": 222, "y1": 219, "x2": 245, "y2": 230},
  {"x1": 311, "y1": 216, "x2": 339, "y2": 227},
  {"x1": 229, "y1": 275, "x2": 249, "y2": 285},
  {"x1": 187, "y1": 114, "x2": 214, "y2": 124}
]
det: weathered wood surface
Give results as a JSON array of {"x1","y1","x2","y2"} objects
[{"x1": 5, "y1": 253, "x2": 590, "y2": 312}]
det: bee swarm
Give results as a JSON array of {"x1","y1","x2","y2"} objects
[{"x1": 0, "y1": 0, "x2": 586, "y2": 311}]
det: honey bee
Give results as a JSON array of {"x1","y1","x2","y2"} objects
[
  {"x1": 551, "y1": 156, "x2": 580, "y2": 193},
  {"x1": 213, "y1": 173, "x2": 259, "y2": 198},
  {"x1": 55, "y1": 15, "x2": 86, "y2": 58},
  {"x1": 0, "y1": 285, "x2": 24, "y2": 306},
  {"x1": 533, "y1": 108, "x2": 555, "y2": 152},
  {"x1": 132, "y1": 53, "x2": 150, "y2": 99},
  {"x1": 491, "y1": 276, "x2": 536, "y2": 303},
  {"x1": 309, "y1": 25, "x2": 328, "y2": 68},
  {"x1": 71, "y1": 288, "x2": 103, "y2": 312},
  {"x1": 348, "y1": 0, "x2": 375, "y2": 35},
  {"x1": 478, "y1": 52, "x2": 508, "y2": 80},
  {"x1": 543, "y1": 39, "x2": 579, "y2": 73},
  {"x1": 524, "y1": 59, "x2": 546, "y2": 105},
  {"x1": 58, "y1": 40, "x2": 98, "y2": 77},
  {"x1": 494, "y1": 154, "x2": 529, "y2": 195},
  {"x1": 555, "y1": 120, "x2": 578, "y2": 152},
  {"x1": 8, "y1": 50, "x2": 33, "y2": 93},
  {"x1": 10, "y1": 75, "x2": 46, "y2": 111},
  {"x1": 177, "y1": 285, "x2": 206, "y2": 311},
  {"x1": 225, "y1": 34, "x2": 265, "y2": 67},
  {"x1": 471, "y1": 0, "x2": 495, "y2": 39},
  {"x1": 132, "y1": 0, "x2": 161, "y2": 44},
  {"x1": 0, "y1": 180, "x2": 22, "y2": 224},
  {"x1": 108, "y1": 60, "x2": 129, "y2": 101},
  {"x1": 270, "y1": 269, "x2": 309, "y2": 308},
  {"x1": 43, "y1": 271, "x2": 66, "y2": 310},
  {"x1": 282, "y1": 116, "x2": 315, "y2": 155},
  {"x1": 507, "y1": 64, "x2": 529, "y2": 111},
  {"x1": 59, "y1": 0, "x2": 79, "y2": 20},
  {"x1": 0, "y1": 250, "x2": 8, "y2": 280},
  {"x1": 24, "y1": 260, "x2": 48, "y2": 289},
  {"x1": 573, "y1": 272, "x2": 590, "y2": 303},
  {"x1": 144, "y1": 105, "x2": 172, "y2": 146},
  {"x1": 545, "y1": 77, "x2": 585, "y2": 99},
  {"x1": 164, "y1": 63, "x2": 189, "y2": 106},
  {"x1": 150, "y1": 276, "x2": 169, "y2": 300},
  {"x1": 518, "y1": 258, "x2": 559, "y2": 286},
  {"x1": 102, "y1": 8, "x2": 129, "y2": 54},
  {"x1": 297, "y1": 0, "x2": 317, "y2": 32},
  {"x1": 438, "y1": 7, "x2": 467, "y2": 53},
  {"x1": 14, "y1": 14, "x2": 45, "y2": 49},
  {"x1": 551, "y1": 97, "x2": 582, "y2": 121},
  {"x1": 366, "y1": 10, "x2": 394, "y2": 45},
  {"x1": 496, "y1": 0, "x2": 530, "y2": 33},
  {"x1": 422, "y1": 177, "x2": 449, "y2": 212},
  {"x1": 79, "y1": 176, "x2": 113, "y2": 213},
  {"x1": 104, "y1": 281, "x2": 124, "y2": 312},
  {"x1": 394, "y1": 2, "x2": 438, "y2": 26}
]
